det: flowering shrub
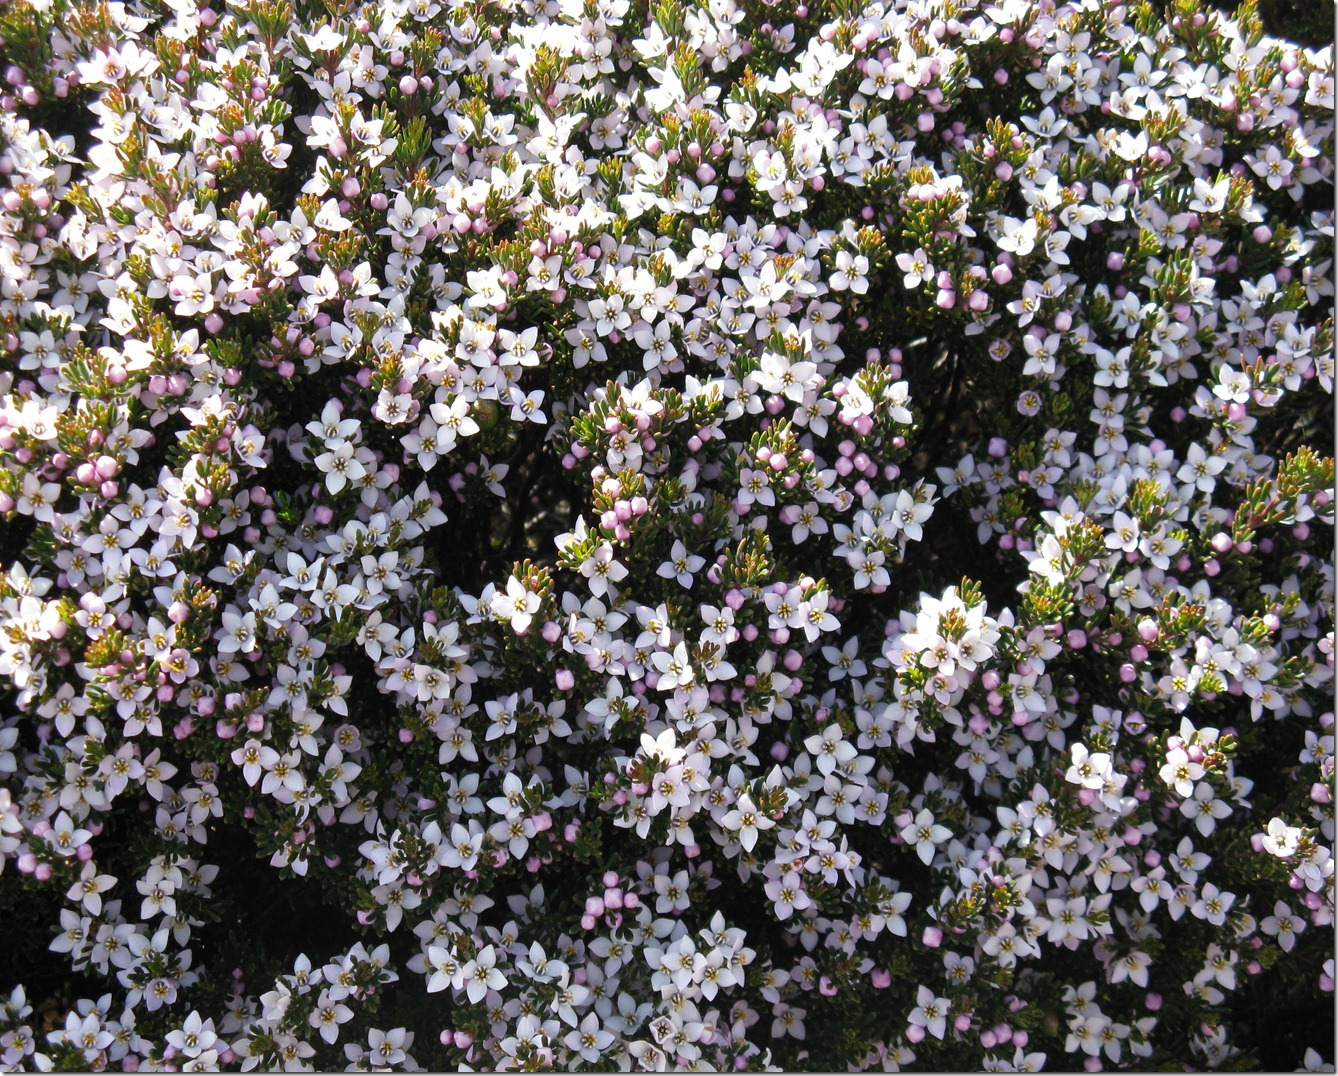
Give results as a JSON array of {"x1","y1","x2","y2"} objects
[{"x1": 0, "y1": 0, "x2": 1332, "y2": 1068}]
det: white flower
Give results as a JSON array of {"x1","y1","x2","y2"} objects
[
  {"x1": 441, "y1": 822, "x2": 484, "y2": 870},
  {"x1": 490, "y1": 575, "x2": 541, "y2": 634},
  {"x1": 656, "y1": 540, "x2": 705, "y2": 588},
  {"x1": 700, "y1": 604, "x2": 739, "y2": 646},
  {"x1": 384, "y1": 192, "x2": 434, "y2": 238},
  {"x1": 1065, "y1": 743, "x2": 1112, "y2": 790},
  {"x1": 425, "y1": 945, "x2": 462, "y2": 994},
  {"x1": 805, "y1": 724, "x2": 856, "y2": 777},
  {"x1": 891, "y1": 488, "x2": 934, "y2": 542},
  {"x1": 564, "y1": 1013, "x2": 614, "y2": 1062},
  {"x1": 168, "y1": 272, "x2": 214, "y2": 317},
  {"x1": 1260, "y1": 817, "x2": 1302, "y2": 858},
  {"x1": 45, "y1": 812, "x2": 92, "y2": 857},
  {"x1": 1180, "y1": 782, "x2": 1231, "y2": 836},
  {"x1": 507, "y1": 387, "x2": 547, "y2": 424},
  {"x1": 899, "y1": 808, "x2": 950, "y2": 865},
  {"x1": 1159, "y1": 747, "x2": 1205, "y2": 798},
  {"x1": 461, "y1": 946, "x2": 506, "y2": 1003},
  {"x1": 231, "y1": 738, "x2": 279, "y2": 787},
  {"x1": 831, "y1": 250, "x2": 869, "y2": 293},
  {"x1": 313, "y1": 441, "x2": 366, "y2": 494},
  {"x1": 798, "y1": 589, "x2": 839, "y2": 642},
  {"x1": 721, "y1": 794, "x2": 774, "y2": 852},
  {"x1": 852, "y1": 550, "x2": 889, "y2": 589},
  {"x1": 651, "y1": 642, "x2": 694, "y2": 691},
  {"x1": 578, "y1": 544, "x2": 628, "y2": 598},
  {"x1": 307, "y1": 399, "x2": 361, "y2": 446},
  {"x1": 1190, "y1": 882, "x2": 1235, "y2": 926},
  {"x1": 995, "y1": 215, "x2": 1039, "y2": 256},
  {"x1": 217, "y1": 608, "x2": 257, "y2": 654},
  {"x1": 639, "y1": 728, "x2": 685, "y2": 766},
  {"x1": 65, "y1": 862, "x2": 116, "y2": 916},
  {"x1": 367, "y1": 1027, "x2": 411, "y2": 1067},
  {"x1": 908, "y1": 984, "x2": 950, "y2": 1039},
  {"x1": 895, "y1": 248, "x2": 934, "y2": 289},
  {"x1": 763, "y1": 870, "x2": 811, "y2": 919},
  {"x1": 308, "y1": 992, "x2": 353, "y2": 1044},
  {"x1": 652, "y1": 868, "x2": 692, "y2": 913},
  {"x1": 1260, "y1": 900, "x2": 1305, "y2": 952}
]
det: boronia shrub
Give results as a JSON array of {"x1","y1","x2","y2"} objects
[{"x1": 0, "y1": 0, "x2": 1332, "y2": 1068}]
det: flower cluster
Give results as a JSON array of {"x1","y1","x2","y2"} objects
[{"x1": 0, "y1": 0, "x2": 1332, "y2": 1069}]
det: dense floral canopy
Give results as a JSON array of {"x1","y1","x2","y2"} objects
[{"x1": 0, "y1": 0, "x2": 1332, "y2": 1069}]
